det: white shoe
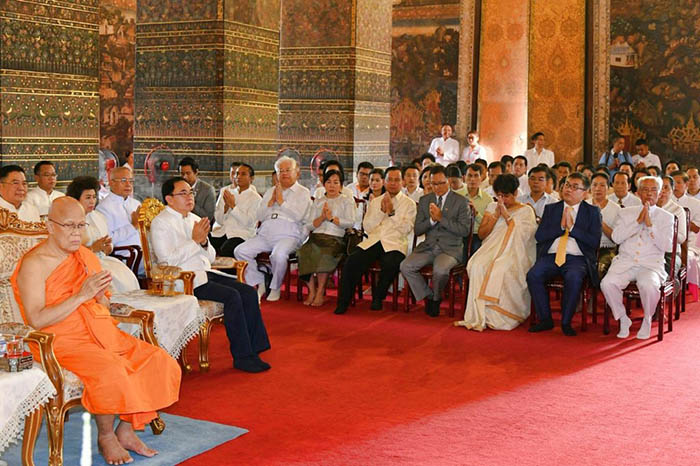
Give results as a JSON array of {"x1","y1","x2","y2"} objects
[
  {"x1": 267, "y1": 288, "x2": 281, "y2": 302},
  {"x1": 257, "y1": 283, "x2": 267, "y2": 301},
  {"x1": 616, "y1": 315, "x2": 632, "y2": 339},
  {"x1": 636, "y1": 316, "x2": 652, "y2": 340}
]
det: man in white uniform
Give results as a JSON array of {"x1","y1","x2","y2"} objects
[
  {"x1": 524, "y1": 132, "x2": 555, "y2": 168},
  {"x1": 428, "y1": 125, "x2": 460, "y2": 166},
  {"x1": 607, "y1": 172, "x2": 642, "y2": 208},
  {"x1": 211, "y1": 163, "x2": 262, "y2": 257},
  {"x1": 657, "y1": 175, "x2": 687, "y2": 272},
  {"x1": 671, "y1": 170, "x2": 700, "y2": 291},
  {"x1": 513, "y1": 155, "x2": 530, "y2": 195},
  {"x1": 24, "y1": 161, "x2": 65, "y2": 219},
  {"x1": 234, "y1": 156, "x2": 312, "y2": 302},
  {"x1": 518, "y1": 166, "x2": 557, "y2": 221},
  {"x1": 631, "y1": 138, "x2": 662, "y2": 169},
  {"x1": 96, "y1": 166, "x2": 143, "y2": 273},
  {"x1": 601, "y1": 176, "x2": 674, "y2": 340},
  {"x1": 461, "y1": 131, "x2": 490, "y2": 163},
  {"x1": 0, "y1": 165, "x2": 41, "y2": 222},
  {"x1": 687, "y1": 167, "x2": 700, "y2": 200},
  {"x1": 588, "y1": 172, "x2": 622, "y2": 277},
  {"x1": 349, "y1": 162, "x2": 373, "y2": 199}
]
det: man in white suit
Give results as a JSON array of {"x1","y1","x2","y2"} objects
[
  {"x1": 600, "y1": 176, "x2": 675, "y2": 340},
  {"x1": 428, "y1": 124, "x2": 460, "y2": 166}
]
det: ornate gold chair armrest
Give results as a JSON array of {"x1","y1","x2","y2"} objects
[
  {"x1": 233, "y1": 260, "x2": 247, "y2": 283},
  {"x1": 177, "y1": 271, "x2": 195, "y2": 295},
  {"x1": 208, "y1": 257, "x2": 248, "y2": 283},
  {"x1": 109, "y1": 303, "x2": 158, "y2": 347}
]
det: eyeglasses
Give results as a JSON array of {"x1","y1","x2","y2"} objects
[
  {"x1": 278, "y1": 168, "x2": 295, "y2": 174},
  {"x1": 49, "y1": 219, "x2": 88, "y2": 231},
  {"x1": 564, "y1": 182, "x2": 586, "y2": 191},
  {"x1": 172, "y1": 190, "x2": 195, "y2": 197},
  {"x1": 111, "y1": 178, "x2": 134, "y2": 184},
  {"x1": 1, "y1": 181, "x2": 28, "y2": 187}
]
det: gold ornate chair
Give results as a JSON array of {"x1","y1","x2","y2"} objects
[
  {"x1": 137, "y1": 198, "x2": 248, "y2": 372},
  {"x1": 0, "y1": 209, "x2": 162, "y2": 466}
]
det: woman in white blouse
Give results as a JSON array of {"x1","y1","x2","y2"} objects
[
  {"x1": 66, "y1": 176, "x2": 140, "y2": 292},
  {"x1": 298, "y1": 169, "x2": 356, "y2": 306}
]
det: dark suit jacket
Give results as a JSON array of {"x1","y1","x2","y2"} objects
[
  {"x1": 193, "y1": 179, "x2": 216, "y2": 223},
  {"x1": 413, "y1": 190, "x2": 472, "y2": 261},
  {"x1": 535, "y1": 200, "x2": 602, "y2": 287}
]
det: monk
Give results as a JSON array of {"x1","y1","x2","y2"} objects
[{"x1": 11, "y1": 197, "x2": 181, "y2": 465}]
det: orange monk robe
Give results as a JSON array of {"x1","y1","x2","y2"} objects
[{"x1": 11, "y1": 244, "x2": 181, "y2": 430}]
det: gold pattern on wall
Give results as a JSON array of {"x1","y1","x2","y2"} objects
[
  {"x1": 456, "y1": 0, "x2": 477, "y2": 141},
  {"x1": 477, "y1": 0, "x2": 529, "y2": 159},
  {"x1": 528, "y1": 0, "x2": 585, "y2": 165}
]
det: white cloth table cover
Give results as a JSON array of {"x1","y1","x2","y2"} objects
[
  {"x1": 0, "y1": 367, "x2": 56, "y2": 453},
  {"x1": 111, "y1": 290, "x2": 204, "y2": 359}
]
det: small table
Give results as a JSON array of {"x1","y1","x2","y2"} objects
[
  {"x1": 111, "y1": 290, "x2": 204, "y2": 359},
  {"x1": 0, "y1": 367, "x2": 56, "y2": 454}
]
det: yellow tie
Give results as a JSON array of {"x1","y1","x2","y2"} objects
[{"x1": 555, "y1": 228, "x2": 569, "y2": 266}]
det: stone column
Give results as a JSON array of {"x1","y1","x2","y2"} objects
[
  {"x1": 0, "y1": 0, "x2": 100, "y2": 186},
  {"x1": 279, "y1": 0, "x2": 391, "y2": 183}
]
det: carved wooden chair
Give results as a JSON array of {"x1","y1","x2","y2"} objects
[
  {"x1": 138, "y1": 198, "x2": 248, "y2": 372},
  {"x1": 676, "y1": 207, "x2": 690, "y2": 319},
  {"x1": 0, "y1": 209, "x2": 163, "y2": 466}
]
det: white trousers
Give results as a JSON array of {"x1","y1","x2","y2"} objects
[
  {"x1": 234, "y1": 234, "x2": 301, "y2": 289},
  {"x1": 600, "y1": 263, "x2": 663, "y2": 320}
]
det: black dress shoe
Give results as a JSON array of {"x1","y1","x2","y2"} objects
[
  {"x1": 528, "y1": 320, "x2": 554, "y2": 333},
  {"x1": 234, "y1": 356, "x2": 269, "y2": 373},
  {"x1": 424, "y1": 299, "x2": 440, "y2": 317},
  {"x1": 562, "y1": 325, "x2": 577, "y2": 337},
  {"x1": 256, "y1": 357, "x2": 271, "y2": 370},
  {"x1": 334, "y1": 306, "x2": 347, "y2": 315},
  {"x1": 370, "y1": 299, "x2": 383, "y2": 311}
]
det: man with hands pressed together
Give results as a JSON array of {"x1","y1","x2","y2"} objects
[
  {"x1": 527, "y1": 173, "x2": 602, "y2": 336},
  {"x1": 600, "y1": 176, "x2": 674, "y2": 339},
  {"x1": 151, "y1": 177, "x2": 271, "y2": 372},
  {"x1": 335, "y1": 167, "x2": 417, "y2": 314},
  {"x1": 400, "y1": 165, "x2": 471, "y2": 316}
]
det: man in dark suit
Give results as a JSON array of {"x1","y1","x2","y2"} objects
[
  {"x1": 400, "y1": 165, "x2": 472, "y2": 316},
  {"x1": 526, "y1": 172, "x2": 601, "y2": 336},
  {"x1": 178, "y1": 156, "x2": 216, "y2": 224}
]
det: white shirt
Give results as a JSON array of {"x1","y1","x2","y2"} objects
[
  {"x1": 661, "y1": 200, "x2": 687, "y2": 246},
  {"x1": 150, "y1": 206, "x2": 217, "y2": 289},
  {"x1": 688, "y1": 190, "x2": 700, "y2": 201},
  {"x1": 257, "y1": 182, "x2": 312, "y2": 241},
  {"x1": 305, "y1": 194, "x2": 356, "y2": 238},
  {"x1": 674, "y1": 193, "x2": 700, "y2": 251},
  {"x1": 0, "y1": 196, "x2": 41, "y2": 222},
  {"x1": 96, "y1": 192, "x2": 142, "y2": 247},
  {"x1": 611, "y1": 205, "x2": 675, "y2": 279},
  {"x1": 211, "y1": 185, "x2": 262, "y2": 240},
  {"x1": 524, "y1": 147, "x2": 555, "y2": 168},
  {"x1": 518, "y1": 174, "x2": 530, "y2": 195},
  {"x1": 608, "y1": 191, "x2": 642, "y2": 208},
  {"x1": 461, "y1": 144, "x2": 490, "y2": 163},
  {"x1": 428, "y1": 137, "x2": 460, "y2": 165},
  {"x1": 586, "y1": 199, "x2": 621, "y2": 248},
  {"x1": 359, "y1": 191, "x2": 417, "y2": 255},
  {"x1": 314, "y1": 185, "x2": 353, "y2": 200},
  {"x1": 24, "y1": 187, "x2": 65, "y2": 217},
  {"x1": 518, "y1": 192, "x2": 557, "y2": 220},
  {"x1": 548, "y1": 202, "x2": 584, "y2": 256},
  {"x1": 631, "y1": 153, "x2": 661, "y2": 168},
  {"x1": 350, "y1": 182, "x2": 369, "y2": 199},
  {"x1": 403, "y1": 186, "x2": 424, "y2": 203}
]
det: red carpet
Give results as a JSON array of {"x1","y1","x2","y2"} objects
[{"x1": 169, "y1": 297, "x2": 700, "y2": 465}]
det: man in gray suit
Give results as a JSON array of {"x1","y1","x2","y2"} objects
[
  {"x1": 400, "y1": 165, "x2": 472, "y2": 316},
  {"x1": 178, "y1": 156, "x2": 216, "y2": 223}
]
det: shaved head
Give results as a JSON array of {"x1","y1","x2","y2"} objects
[
  {"x1": 48, "y1": 196, "x2": 85, "y2": 222},
  {"x1": 47, "y1": 197, "x2": 86, "y2": 252}
]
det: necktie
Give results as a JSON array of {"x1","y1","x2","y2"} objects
[
  {"x1": 437, "y1": 195, "x2": 443, "y2": 210},
  {"x1": 618, "y1": 198, "x2": 624, "y2": 208},
  {"x1": 555, "y1": 207, "x2": 570, "y2": 266}
]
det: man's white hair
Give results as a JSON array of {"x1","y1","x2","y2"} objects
[
  {"x1": 638, "y1": 175, "x2": 662, "y2": 191},
  {"x1": 274, "y1": 156, "x2": 298, "y2": 173}
]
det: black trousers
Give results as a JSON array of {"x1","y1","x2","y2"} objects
[
  {"x1": 210, "y1": 236, "x2": 246, "y2": 258},
  {"x1": 337, "y1": 242, "x2": 405, "y2": 309},
  {"x1": 194, "y1": 272, "x2": 270, "y2": 360}
]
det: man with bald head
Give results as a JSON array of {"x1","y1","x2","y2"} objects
[
  {"x1": 12, "y1": 197, "x2": 181, "y2": 465},
  {"x1": 96, "y1": 166, "x2": 143, "y2": 273},
  {"x1": 0, "y1": 165, "x2": 41, "y2": 222}
]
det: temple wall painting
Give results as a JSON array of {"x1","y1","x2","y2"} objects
[
  {"x1": 610, "y1": 0, "x2": 700, "y2": 165},
  {"x1": 391, "y1": 0, "x2": 460, "y2": 164},
  {"x1": 99, "y1": 0, "x2": 136, "y2": 159}
]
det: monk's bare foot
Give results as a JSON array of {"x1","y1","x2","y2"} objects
[
  {"x1": 115, "y1": 421, "x2": 158, "y2": 458},
  {"x1": 98, "y1": 432, "x2": 133, "y2": 465},
  {"x1": 311, "y1": 294, "x2": 325, "y2": 307}
]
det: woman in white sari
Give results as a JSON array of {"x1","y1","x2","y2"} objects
[
  {"x1": 455, "y1": 174, "x2": 537, "y2": 331},
  {"x1": 66, "y1": 176, "x2": 140, "y2": 293}
]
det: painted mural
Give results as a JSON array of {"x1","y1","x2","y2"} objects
[
  {"x1": 391, "y1": 1, "x2": 459, "y2": 163},
  {"x1": 99, "y1": 0, "x2": 136, "y2": 158},
  {"x1": 610, "y1": 0, "x2": 700, "y2": 164}
]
